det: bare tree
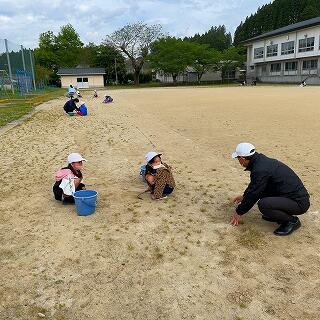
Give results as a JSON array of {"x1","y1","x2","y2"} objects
[{"x1": 105, "y1": 22, "x2": 163, "y2": 85}]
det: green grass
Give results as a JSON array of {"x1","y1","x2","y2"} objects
[
  {"x1": 0, "y1": 88, "x2": 64, "y2": 127},
  {"x1": 0, "y1": 103, "x2": 33, "y2": 126}
]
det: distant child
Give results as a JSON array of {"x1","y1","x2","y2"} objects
[
  {"x1": 76, "y1": 90, "x2": 82, "y2": 98},
  {"x1": 93, "y1": 89, "x2": 98, "y2": 98},
  {"x1": 103, "y1": 95, "x2": 113, "y2": 103},
  {"x1": 144, "y1": 152, "x2": 175, "y2": 200},
  {"x1": 300, "y1": 81, "x2": 307, "y2": 87},
  {"x1": 67, "y1": 84, "x2": 76, "y2": 98},
  {"x1": 53, "y1": 153, "x2": 86, "y2": 204}
]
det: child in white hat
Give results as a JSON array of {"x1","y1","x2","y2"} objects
[
  {"x1": 53, "y1": 153, "x2": 87, "y2": 204},
  {"x1": 144, "y1": 152, "x2": 176, "y2": 200}
]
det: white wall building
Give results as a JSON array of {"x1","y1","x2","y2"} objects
[
  {"x1": 155, "y1": 67, "x2": 241, "y2": 83},
  {"x1": 57, "y1": 68, "x2": 105, "y2": 88},
  {"x1": 244, "y1": 17, "x2": 320, "y2": 84}
]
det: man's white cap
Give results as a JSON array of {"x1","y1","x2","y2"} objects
[
  {"x1": 145, "y1": 151, "x2": 162, "y2": 163},
  {"x1": 68, "y1": 153, "x2": 87, "y2": 163},
  {"x1": 232, "y1": 143, "x2": 256, "y2": 159}
]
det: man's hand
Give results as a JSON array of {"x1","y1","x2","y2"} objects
[
  {"x1": 233, "y1": 195, "x2": 243, "y2": 204},
  {"x1": 230, "y1": 212, "x2": 241, "y2": 226}
]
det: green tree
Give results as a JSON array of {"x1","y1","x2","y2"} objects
[
  {"x1": 55, "y1": 24, "x2": 83, "y2": 67},
  {"x1": 189, "y1": 43, "x2": 222, "y2": 83},
  {"x1": 94, "y1": 45, "x2": 126, "y2": 84},
  {"x1": 149, "y1": 37, "x2": 193, "y2": 84},
  {"x1": 184, "y1": 25, "x2": 232, "y2": 51},
  {"x1": 220, "y1": 46, "x2": 246, "y2": 81},
  {"x1": 34, "y1": 31, "x2": 58, "y2": 69},
  {"x1": 234, "y1": 0, "x2": 320, "y2": 44}
]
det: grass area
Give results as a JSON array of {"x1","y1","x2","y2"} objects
[
  {"x1": 0, "y1": 104, "x2": 33, "y2": 126},
  {"x1": 0, "y1": 87, "x2": 64, "y2": 127}
]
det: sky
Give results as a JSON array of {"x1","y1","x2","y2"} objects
[{"x1": 0, "y1": 0, "x2": 272, "y2": 49}]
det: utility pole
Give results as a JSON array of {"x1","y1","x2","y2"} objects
[
  {"x1": 21, "y1": 45, "x2": 29, "y2": 93},
  {"x1": 114, "y1": 58, "x2": 118, "y2": 84},
  {"x1": 29, "y1": 49, "x2": 36, "y2": 90},
  {"x1": 5, "y1": 39, "x2": 14, "y2": 93}
]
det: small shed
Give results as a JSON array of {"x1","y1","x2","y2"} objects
[{"x1": 57, "y1": 67, "x2": 106, "y2": 88}]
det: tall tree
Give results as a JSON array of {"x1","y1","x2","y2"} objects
[
  {"x1": 234, "y1": 0, "x2": 320, "y2": 44},
  {"x1": 220, "y1": 46, "x2": 246, "y2": 81},
  {"x1": 94, "y1": 44, "x2": 126, "y2": 84},
  {"x1": 55, "y1": 24, "x2": 83, "y2": 67},
  {"x1": 149, "y1": 37, "x2": 193, "y2": 84},
  {"x1": 105, "y1": 22, "x2": 163, "y2": 85},
  {"x1": 189, "y1": 43, "x2": 222, "y2": 83},
  {"x1": 184, "y1": 25, "x2": 232, "y2": 51}
]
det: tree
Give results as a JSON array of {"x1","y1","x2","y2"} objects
[
  {"x1": 189, "y1": 43, "x2": 222, "y2": 83},
  {"x1": 94, "y1": 45, "x2": 126, "y2": 84},
  {"x1": 35, "y1": 24, "x2": 84, "y2": 85},
  {"x1": 34, "y1": 31, "x2": 58, "y2": 69},
  {"x1": 55, "y1": 24, "x2": 83, "y2": 67},
  {"x1": 184, "y1": 25, "x2": 232, "y2": 51},
  {"x1": 105, "y1": 22, "x2": 163, "y2": 85},
  {"x1": 150, "y1": 37, "x2": 194, "y2": 84},
  {"x1": 234, "y1": 0, "x2": 320, "y2": 44},
  {"x1": 220, "y1": 46, "x2": 246, "y2": 81}
]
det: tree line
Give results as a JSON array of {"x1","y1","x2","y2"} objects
[
  {"x1": 35, "y1": 22, "x2": 245, "y2": 86},
  {"x1": 234, "y1": 0, "x2": 320, "y2": 44}
]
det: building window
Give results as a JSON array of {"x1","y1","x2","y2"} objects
[
  {"x1": 77, "y1": 77, "x2": 82, "y2": 82},
  {"x1": 281, "y1": 41, "x2": 295, "y2": 55},
  {"x1": 83, "y1": 77, "x2": 88, "y2": 82},
  {"x1": 267, "y1": 44, "x2": 278, "y2": 57},
  {"x1": 285, "y1": 61, "x2": 297, "y2": 71},
  {"x1": 254, "y1": 47, "x2": 264, "y2": 59},
  {"x1": 270, "y1": 63, "x2": 281, "y2": 73},
  {"x1": 302, "y1": 59, "x2": 318, "y2": 70},
  {"x1": 299, "y1": 37, "x2": 314, "y2": 52}
]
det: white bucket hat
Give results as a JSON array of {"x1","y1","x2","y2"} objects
[
  {"x1": 145, "y1": 151, "x2": 162, "y2": 163},
  {"x1": 232, "y1": 143, "x2": 256, "y2": 159},
  {"x1": 68, "y1": 153, "x2": 87, "y2": 164}
]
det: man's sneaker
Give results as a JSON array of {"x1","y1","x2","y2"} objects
[
  {"x1": 262, "y1": 215, "x2": 281, "y2": 224},
  {"x1": 274, "y1": 217, "x2": 301, "y2": 236}
]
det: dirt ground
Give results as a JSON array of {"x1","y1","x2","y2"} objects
[{"x1": 1, "y1": 86, "x2": 320, "y2": 320}]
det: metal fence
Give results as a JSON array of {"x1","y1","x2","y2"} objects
[{"x1": 0, "y1": 38, "x2": 36, "y2": 96}]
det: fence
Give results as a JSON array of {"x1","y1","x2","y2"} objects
[{"x1": 0, "y1": 39, "x2": 36, "y2": 96}]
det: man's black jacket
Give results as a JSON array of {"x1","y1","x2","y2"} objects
[{"x1": 236, "y1": 153, "x2": 309, "y2": 215}]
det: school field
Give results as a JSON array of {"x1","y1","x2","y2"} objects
[{"x1": 1, "y1": 86, "x2": 320, "y2": 320}]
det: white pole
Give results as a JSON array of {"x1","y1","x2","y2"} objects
[{"x1": 5, "y1": 39, "x2": 14, "y2": 93}]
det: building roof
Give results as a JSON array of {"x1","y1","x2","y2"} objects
[
  {"x1": 243, "y1": 16, "x2": 320, "y2": 44},
  {"x1": 57, "y1": 68, "x2": 106, "y2": 75}
]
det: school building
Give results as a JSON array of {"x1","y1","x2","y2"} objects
[
  {"x1": 244, "y1": 17, "x2": 320, "y2": 84},
  {"x1": 57, "y1": 67, "x2": 106, "y2": 88}
]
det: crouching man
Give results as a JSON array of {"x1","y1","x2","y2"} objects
[{"x1": 230, "y1": 143, "x2": 310, "y2": 236}]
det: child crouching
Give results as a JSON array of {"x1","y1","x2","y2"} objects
[
  {"x1": 53, "y1": 153, "x2": 86, "y2": 204},
  {"x1": 144, "y1": 152, "x2": 175, "y2": 200}
]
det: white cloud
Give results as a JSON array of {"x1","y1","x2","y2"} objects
[{"x1": 0, "y1": 0, "x2": 271, "y2": 48}]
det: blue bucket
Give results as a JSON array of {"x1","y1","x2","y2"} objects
[{"x1": 73, "y1": 190, "x2": 98, "y2": 216}]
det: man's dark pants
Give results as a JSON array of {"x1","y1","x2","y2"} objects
[{"x1": 258, "y1": 197, "x2": 310, "y2": 223}]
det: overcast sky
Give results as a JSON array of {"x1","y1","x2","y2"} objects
[{"x1": 0, "y1": 0, "x2": 271, "y2": 48}]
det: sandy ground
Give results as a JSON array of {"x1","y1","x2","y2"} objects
[{"x1": 1, "y1": 86, "x2": 320, "y2": 320}]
